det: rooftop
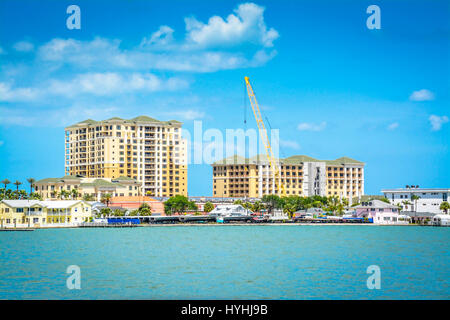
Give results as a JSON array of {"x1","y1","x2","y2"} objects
[
  {"x1": 382, "y1": 188, "x2": 450, "y2": 192},
  {"x1": 36, "y1": 176, "x2": 138, "y2": 186},
  {"x1": 66, "y1": 115, "x2": 182, "y2": 128},
  {"x1": 353, "y1": 199, "x2": 398, "y2": 209},
  {"x1": 1, "y1": 200, "x2": 90, "y2": 209},
  {"x1": 212, "y1": 154, "x2": 364, "y2": 166}
]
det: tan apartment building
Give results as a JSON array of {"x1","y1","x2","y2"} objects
[
  {"x1": 34, "y1": 175, "x2": 141, "y2": 201},
  {"x1": 212, "y1": 155, "x2": 364, "y2": 201},
  {"x1": 64, "y1": 116, "x2": 188, "y2": 197}
]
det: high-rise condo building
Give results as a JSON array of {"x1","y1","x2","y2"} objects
[
  {"x1": 212, "y1": 155, "x2": 364, "y2": 200},
  {"x1": 65, "y1": 116, "x2": 188, "y2": 197}
]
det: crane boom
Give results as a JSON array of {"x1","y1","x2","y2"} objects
[{"x1": 244, "y1": 76, "x2": 286, "y2": 197}]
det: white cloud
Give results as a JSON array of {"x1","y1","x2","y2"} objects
[
  {"x1": 13, "y1": 41, "x2": 34, "y2": 52},
  {"x1": 429, "y1": 115, "x2": 448, "y2": 131},
  {"x1": 164, "y1": 110, "x2": 205, "y2": 120},
  {"x1": 280, "y1": 140, "x2": 300, "y2": 150},
  {"x1": 184, "y1": 3, "x2": 278, "y2": 49},
  {"x1": 0, "y1": 73, "x2": 189, "y2": 102},
  {"x1": 140, "y1": 25, "x2": 174, "y2": 47},
  {"x1": 410, "y1": 89, "x2": 435, "y2": 101},
  {"x1": 297, "y1": 121, "x2": 327, "y2": 132},
  {"x1": 0, "y1": 82, "x2": 41, "y2": 102},
  {"x1": 387, "y1": 122, "x2": 399, "y2": 130},
  {"x1": 35, "y1": 3, "x2": 278, "y2": 73},
  {"x1": 0, "y1": 104, "x2": 120, "y2": 127},
  {"x1": 49, "y1": 72, "x2": 188, "y2": 97},
  {"x1": 37, "y1": 37, "x2": 270, "y2": 73}
]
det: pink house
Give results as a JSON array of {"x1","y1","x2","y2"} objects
[{"x1": 354, "y1": 199, "x2": 410, "y2": 225}]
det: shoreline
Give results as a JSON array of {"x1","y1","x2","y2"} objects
[{"x1": 0, "y1": 223, "x2": 434, "y2": 230}]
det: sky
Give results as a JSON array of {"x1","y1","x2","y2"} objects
[{"x1": 0, "y1": 0, "x2": 449, "y2": 196}]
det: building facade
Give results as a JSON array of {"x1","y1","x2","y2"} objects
[
  {"x1": 381, "y1": 188, "x2": 450, "y2": 214},
  {"x1": 212, "y1": 155, "x2": 365, "y2": 200},
  {"x1": 0, "y1": 200, "x2": 92, "y2": 228},
  {"x1": 64, "y1": 116, "x2": 188, "y2": 197},
  {"x1": 35, "y1": 176, "x2": 141, "y2": 201},
  {"x1": 354, "y1": 199, "x2": 410, "y2": 225}
]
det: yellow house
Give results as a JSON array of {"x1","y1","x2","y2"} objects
[
  {"x1": 0, "y1": 200, "x2": 92, "y2": 228},
  {"x1": 0, "y1": 200, "x2": 46, "y2": 228},
  {"x1": 43, "y1": 200, "x2": 92, "y2": 224}
]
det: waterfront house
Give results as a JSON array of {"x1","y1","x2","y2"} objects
[
  {"x1": 0, "y1": 200, "x2": 93, "y2": 228},
  {"x1": 354, "y1": 200, "x2": 410, "y2": 225}
]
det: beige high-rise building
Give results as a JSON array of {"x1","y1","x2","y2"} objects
[
  {"x1": 65, "y1": 116, "x2": 188, "y2": 197},
  {"x1": 212, "y1": 155, "x2": 364, "y2": 200}
]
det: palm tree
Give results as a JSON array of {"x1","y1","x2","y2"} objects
[
  {"x1": 252, "y1": 201, "x2": 264, "y2": 213},
  {"x1": 71, "y1": 188, "x2": 79, "y2": 200},
  {"x1": 411, "y1": 195, "x2": 420, "y2": 212},
  {"x1": 440, "y1": 201, "x2": 450, "y2": 214},
  {"x1": 101, "y1": 193, "x2": 112, "y2": 207},
  {"x1": 83, "y1": 194, "x2": 94, "y2": 201},
  {"x1": 402, "y1": 200, "x2": 412, "y2": 211},
  {"x1": 58, "y1": 190, "x2": 70, "y2": 200},
  {"x1": 27, "y1": 178, "x2": 36, "y2": 195},
  {"x1": 1, "y1": 179, "x2": 10, "y2": 198},
  {"x1": 13, "y1": 180, "x2": 22, "y2": 192}
]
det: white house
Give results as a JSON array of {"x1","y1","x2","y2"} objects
[
  {"x1": 354, "y1": 200, "x2": 410, "y2": 225},
  {"x1": 381, "y1": 188, "x2": 450, "y2": 214}
]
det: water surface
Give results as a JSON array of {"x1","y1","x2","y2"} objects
[{"x1": 0, "y1": 225, "x2": 448, "y2": 299}]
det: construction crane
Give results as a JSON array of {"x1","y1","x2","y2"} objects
[{"x1": 244, "y1": 76, "x2": 286, "y2": 197}]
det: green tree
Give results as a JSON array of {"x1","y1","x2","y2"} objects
[
  {"x1": 402, "y1": 200, "x2": 412, "y2": 211},
  {"x1": 83, "y1": 194, "x2": 95, "y2": 201},
  {"x1": 1, "y1": 179, "x2": 11, "y2": 198},
  {"x1": 29, "y1": 192, "x2": 42, "y2": 200},
  {"x1": 411, "y1": 195, "x2": 420, "y2": 212},
  {"x1": 113, "y1": 209, "x2": 125, "y2": 217},
  {"x1": 440, "y1": 201, "x2": 450, "y2": 214},
  {"x1": 203, "y1": 201, "x2": 214, "y2": 213},
  {"x1": 262, "y1": 195, "x2": 284, "y2": 214},
  {"x1": 71, "y1": 188, "x2": 79, "y2": 200},
  {"x1": 164, "y1": 195, "x2": 195, "y2": 215},
  {"x1": 13, "y1": 180, "x2": 22, "y2": 192},
  {"x1": 101, "y1": 193, "x2": 112, "y2": 207},
  {"x1": 59, "y1": 190, "x2": 70, "y2": 200},
  {"x1": 27, "y1": 178, "x2": 36, "y2": 195},
  {"x1": 100, "y1": 207, "x2": 112, "y2": 217},
  {"x1": 138, "y1": 202, "x2": 152, "y2": 216},
  {"x1": 252, "y1": 201, "x2": 264, "y2": 213}
]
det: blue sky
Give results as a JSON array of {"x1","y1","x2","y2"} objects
[{"x1": 0, "y1": 0, "x2": 449, "y2": 196}]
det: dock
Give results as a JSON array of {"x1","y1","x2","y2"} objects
[
  {"x1": 79, "y1": 223, "x2": 140, "y2": 228},
  {"x1": 0, "y1": 228, "x2": 35, "y2": 231}
]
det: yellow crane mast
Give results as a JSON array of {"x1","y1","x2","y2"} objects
[{"x1": 244, "y1": 76, "x2": 286, "y2": 197}]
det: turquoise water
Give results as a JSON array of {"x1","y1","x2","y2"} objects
[{"x1": 0, "y1": 225, "x2": 449, "y2": 299}]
